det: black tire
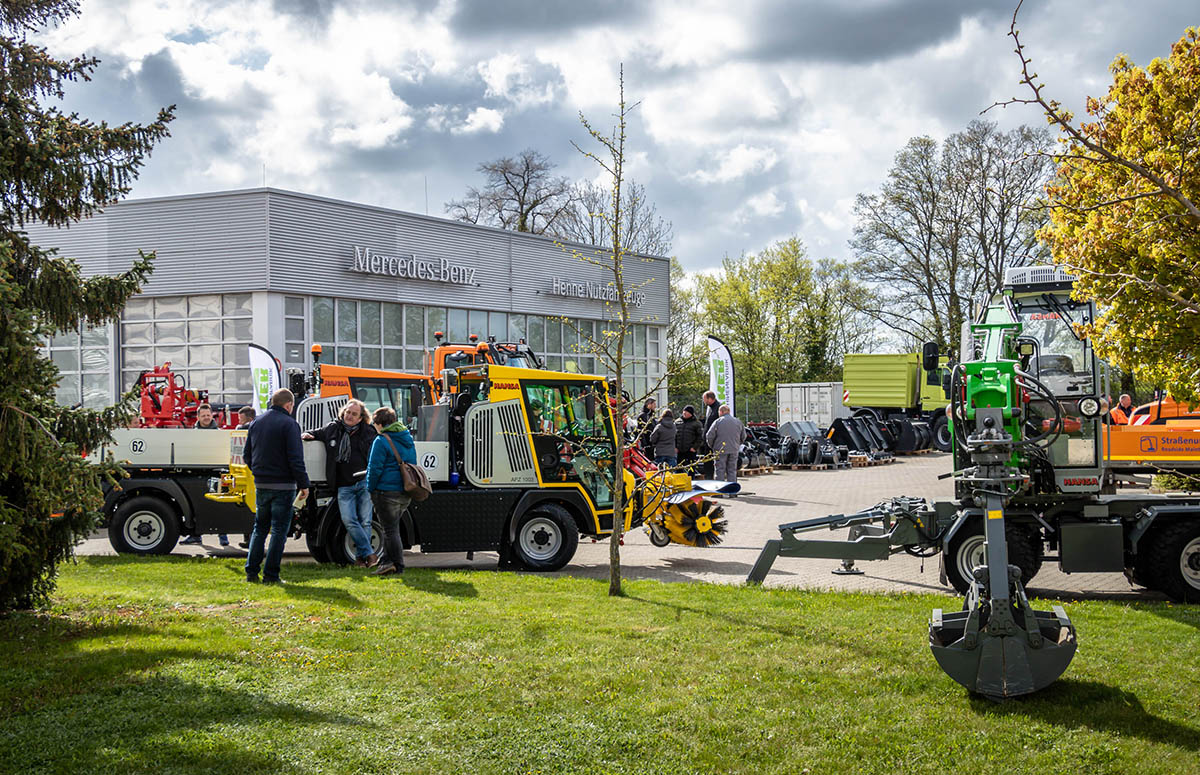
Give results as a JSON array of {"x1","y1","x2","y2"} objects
[
  {"x1": 648, "y1": 524, "x2": 671, "y2": 547},
  {"x1": 323, "y1": 513, "x2": 386, "y2": 566},
  {"x1": 511, "y1": 504, "x2": 579, "y2": 571},
  {"x1": 1144, "y1": 520, "x2": 1200, "y2": 602},
  {"x1": 944, "y1": 520, "x2": 1042, "y2": 595},
  {"x1": 305, "y1": 530, "x2": 331, "y2": 564},
  {"x1": 932, "y1": 415, "x2": 952, "y2": 452},
  {"x1": 108, "y1": 495, "x2": 181, "y2": 555}
]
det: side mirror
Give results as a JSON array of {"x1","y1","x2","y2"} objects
[
  {"x1": 585, "y1": 392, "x2": 596, "y2": 421},
  {"x1": 921, "y1": 341, "x2": 940, "y2": 372}
]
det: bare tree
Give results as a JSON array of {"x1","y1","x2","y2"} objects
[
  {"x1": 562, "y1": 67, "x2": 643, "y2": 597},
  {"x1": 556, "y1": 179, "x2": 674, "y2": 256},
  {"x1": 851, "y1": 121, "x2": 1051, "y2": 357},
  {"x1": 445, "y1": 149, "x2": 577, "y2": 233}
]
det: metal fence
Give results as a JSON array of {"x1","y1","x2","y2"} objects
[{"x1": 666, "y1": 393, "x2": 778, "y2": 423}]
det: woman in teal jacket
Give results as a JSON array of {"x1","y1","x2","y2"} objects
[{"x1": 366, "y1": 406, "x2": 417, "y2": 575}]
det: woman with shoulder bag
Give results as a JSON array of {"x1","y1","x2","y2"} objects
[
  {"x1": 302, "y1": 399, "x2": 378, "y2": 567},
  {"x1": 365, "y1": 406, "x2": 417, "y2": 576}
]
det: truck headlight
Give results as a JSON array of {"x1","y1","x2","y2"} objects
[{"x1": 1078, "y1": 397, "x2": 1101, "y2": 418}]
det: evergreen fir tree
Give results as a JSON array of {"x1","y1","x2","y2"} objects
[{"x1": 0, "y1": 0, "x2": 173, "y2": 609}]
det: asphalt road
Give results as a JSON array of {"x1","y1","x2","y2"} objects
[{"x1": 77, "y1": 453, "x2": 1155, "y2": 601}]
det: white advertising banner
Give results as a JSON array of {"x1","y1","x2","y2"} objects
[
  {"x1": 248, "y1": 344, "x2": 282, "y2": 413},
  {"x1": 707, "y1": 335, "x2": 735, "y2": 415}
]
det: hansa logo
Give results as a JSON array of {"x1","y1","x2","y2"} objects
[
  {"x1": 1062, "y1": 477, "x2": 1099, "y2": 486},
  {"x1": 1140, "y1": 436, "x2": 1157, "y2": 453}
]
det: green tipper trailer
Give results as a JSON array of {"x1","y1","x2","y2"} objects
[{"x1": 842, "y1": 352, "x2": 951, "y2": 451}]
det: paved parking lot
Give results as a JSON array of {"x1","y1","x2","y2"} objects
[{"x1": 77, "y1": 453, "x2": 1154, "y2": 600}]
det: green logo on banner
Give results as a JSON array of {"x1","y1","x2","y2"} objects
[
  {"x1": 254, "y1": 367, "x2": 271, "y2": 411},
  {"x1": 712, "y1": 358, "x2": 728, "y2": 404}
]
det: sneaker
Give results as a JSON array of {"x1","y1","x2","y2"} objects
[
  {"x1": 180, "y1": 535, "x2": 203, "y2": 545},
  {"x1": 371, "y1": 564, "x2": 397, "y2": 576},
  {"x1": 365, "y1": 553, "x2": 379, "y2": 568},
  {"x1": 355, "y1": 558, "x2": 367, "y2": 568},
  {"x1": 245, "y1": 575, "x2": 259, "y2": 584},
  {"x1": 238, "y1": 541, "x2": 249, "y2": 549},
  {"x1": 219, "y1": 535, "x2": 230, "y2": 547}
]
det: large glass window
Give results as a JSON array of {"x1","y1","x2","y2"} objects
[
  {"x1": 47, "y1": 323, "x2": 113, "y2": 408},
  {"x1": 119, "y1": 293, "x2": 254, "y2": 405},
  {"x1": 522, "y1": 380, "x2": 615, "y2": 508}
]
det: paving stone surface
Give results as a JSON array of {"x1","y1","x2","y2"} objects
[{"x1": 76, "y1": 453, "x2": 1156, "y2": 601}]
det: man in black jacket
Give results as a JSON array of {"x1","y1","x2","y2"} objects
[
  {"x1": 675, "y1": 405, "x2": 704, "y2": 472},
  {"x1": 302, "y1": 399, "x2": 378, "y2": 566},
  {"x1": 242, "y1": 389, "x2": 310, "y2": 584}
]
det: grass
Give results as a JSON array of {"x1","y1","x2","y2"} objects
[{"x1": 1, "y1": 557, "x2": 1198, "y2": 774}]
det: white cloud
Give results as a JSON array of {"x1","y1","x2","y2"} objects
[
  {"x1": 734, "y1": 190, "x2": 787, "y2": 223},
  {"x1": 454, "y1": 106, "x2": 505, "y2": 135},
  {"x1": 689, "y1": 144, "x2": 779, "y2": 184},
  {"x1": 28, "y1": 0, "x2": 1200, "y2": 274}
]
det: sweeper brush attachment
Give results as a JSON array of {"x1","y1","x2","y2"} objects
[{"x1": 663, "y1": 498, "x2": 727, "y2": 547}]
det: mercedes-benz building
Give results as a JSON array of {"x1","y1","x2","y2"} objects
[{"x1": 30, "y1": 188, "x2": 670, "y2": 409}]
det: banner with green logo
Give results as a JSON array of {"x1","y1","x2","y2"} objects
[
  {"x1": 707, "y1": 335, "x2": 735, "y2": 414},
  {"x1": 248, "y1": 344, "x2": 282, "y2": 413}
]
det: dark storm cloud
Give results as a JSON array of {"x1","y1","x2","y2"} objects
[
  {"x1": 449, "y1": 0, "x2": 642, "y2": 37},
  {"x1": 749, "y1": 0, "x2": 1013, "y2": 64}
]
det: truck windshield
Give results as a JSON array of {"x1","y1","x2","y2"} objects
[
  {"x1": 350, "y1": 379, "x2": 428, "y2": 427},
  {"x1": 522, "y1": 381, "x2": 615, "y2": 508},
  {"x1": 1018, "y1": 306, "x2": 1093, "y2": 397}
]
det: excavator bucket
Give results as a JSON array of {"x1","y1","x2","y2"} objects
[{"x1": 929, "y1": 583, "x2": 1077, "y2": 699}]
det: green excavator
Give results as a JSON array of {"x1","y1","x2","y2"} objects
[{"x1": 749, "y1": 265, "x2": 1200, "y2": 699}]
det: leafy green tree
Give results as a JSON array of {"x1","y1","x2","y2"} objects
[
  {"x1": 695, "y1": 238, "x2": 871, "y2": 395},
  {"x1": 996, "y1": 6, "x2": 1200, "y2": 403},
  {"x1": 665, "y1": 257, "x2": 706, "y2": 400},
  {"x1": 0, "y1": 0, "x2": 173, "y2": 609}
]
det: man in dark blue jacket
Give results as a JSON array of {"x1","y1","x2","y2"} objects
[{"x1": 242, "y1": 389, "x2": 310, "y2": 584}]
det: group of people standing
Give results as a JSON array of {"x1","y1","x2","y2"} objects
[
  {"x1": 234, "y1": 389, "x2": 418, "y2": 584},
  {"x1": 635, "y1": 390, "x2": 747, "y2": 482}
]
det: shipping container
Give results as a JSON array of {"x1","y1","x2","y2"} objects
[{"x1": 776, "y1": 382, "x2": 848, "y2": 430}]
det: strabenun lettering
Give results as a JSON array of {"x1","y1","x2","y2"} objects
[
  {"x1": 351, "y1": 247, "x2": 477, "y2": 285},
  {"x1": 551, "y1": 276, "x2": 646, "y2": 308}
]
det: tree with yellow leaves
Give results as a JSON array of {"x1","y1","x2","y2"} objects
[{"x1": 996, "y1": 2, "x2": 1200, "y2": 403}]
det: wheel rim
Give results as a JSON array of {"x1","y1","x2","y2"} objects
[
  {"x1": 519, "y1": 517, "x2": 562, "y2": 562},
  {"x1": 956, "y1": 534, "x2": 986, "y2": 585},
  {"x1": 123, "y1": 510, "x2": 166, "y2": 551},
  {"x1": 1181, "y1": 536, "x2": 1200, "y2": 589},
  {"x1": 936, "y1": 423, "x2": 951, "y2": 448},
  {"x1": 342, "y1": 523, "x2": 384, "y2": 563}
]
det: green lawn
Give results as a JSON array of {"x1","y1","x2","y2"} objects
[{"x1": 1, "y1": 557, "x2": 1198, "y2": 774}]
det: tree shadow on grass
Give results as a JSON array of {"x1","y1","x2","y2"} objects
[
  {"x1": 971, "y1": 678, "x2": 1200, "y2": 753},
  {"x1": 4, "y1": 674, "x2": 369, "y2": 774},
  {"x1": 1, "y1": 613, "x2": 371, "y2": 774}
]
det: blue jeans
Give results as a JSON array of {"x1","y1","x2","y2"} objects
[
  {"x1": 655, "y1": 455, "x2": 678, "y2": 467},
  {"x1": 338, "y1": 479, "x2": 374, "y2": 560},
  {"x1": 245, "y1": 487, "x2": 295, "y2": 581}
]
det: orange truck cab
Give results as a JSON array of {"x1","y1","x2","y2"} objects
[
  {"x1": 300, "y1": 345, "x2": 433, "y2": 426},
  {"x1": 429, "y1": 333, "x2": 544, "y2": 398}
]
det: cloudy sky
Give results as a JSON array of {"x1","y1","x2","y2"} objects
[{"x1": 33, "y1": 0, "x2": 1200, "y2": 271}]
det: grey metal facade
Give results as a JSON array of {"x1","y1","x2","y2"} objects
[{"x1": 29, "y1": 188, "x2": 670, "y2": 408}]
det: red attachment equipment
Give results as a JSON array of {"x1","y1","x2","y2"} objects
[{"x1": 135, "y1": 363, "x2": 237, "y2": 428}]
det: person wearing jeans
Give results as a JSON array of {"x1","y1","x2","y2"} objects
[
  {"x1": 303, "y1": 399, "x2": 378, "y2": 566},
  {"x1": 242, "y1": 389, "x2": 310, "y2": 584},
  {"x1": 245, "y1": 488, "x2": 296, "y2": 584},
  {"x1": 365, "y1": 405, "x2": 416, "y2": 576}
]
